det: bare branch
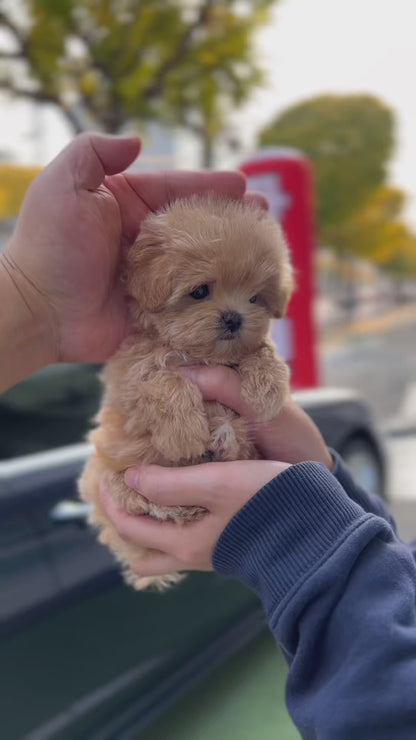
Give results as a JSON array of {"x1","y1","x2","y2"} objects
[
  {"x1": 0, "y1": 80, "x2": 57, "y2": 104},
  {"x1": 0, "y1": 10, "x2": 28, "y2": 54},
  {"x1": 144, "y1": 0, "x2": 213, "y2": 100},
  {"x1": 60, "y1": 106, "x2": 86, "y2": 134},
  {"x1": 0, "y1": 50, "x2": 24, "y2": 60},
  {"x1": 0, "y1": 80, "x2": 86, "y2": 133}
]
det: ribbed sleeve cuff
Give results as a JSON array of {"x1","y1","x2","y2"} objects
[
  {"x1": 213, "y1": 461, "x2": 380, "y2": 618},
  {"x1": 330, "y1": 448, "x2": 396, "y2": 529}
]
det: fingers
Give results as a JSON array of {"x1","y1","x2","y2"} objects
[
  {"x1": 176, "y1": 366, "x2": 333, "y2": 466},
  {"x1": 124, "y1": 461, "x2": 224, "y2": 508},
  {"x1": 244, "y1": 192, "x2": 269, "y2": 210},
  {"x1": 124, "y1": 459, "x2": 288, "y2": 511},
  {"x1": 123, "y1": 169, "x2": 246, "y2": 211},
  {"x1": 128, "y1": 553, "x2": 187, "y2": 577},
  {"x1": 178, "y1": 365, "x2": 253, "y2": 418},
  {"x1": 106, "y1": 168, "x2": 247, "y2": 244},
  {"x1": 99, "y1": 459, "x2": 289, "y2": 575},
  {"x1": 129, "y1": 552, "x2": 211, "y2": 576},
  {"x1": 54, "y1": 133, "x2": 141, "y2": 191},
  {"x1": 99, "y1": 484, "x2": 213, "y2": 561}
]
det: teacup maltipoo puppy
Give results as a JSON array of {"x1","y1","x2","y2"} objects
[{"x1": 79, "y1": 193, "x2": 294, "y2": 590}]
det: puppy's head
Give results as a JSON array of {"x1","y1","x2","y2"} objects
[{"x1": 125, "y1": 194, "x2": 294, "y2": 362}]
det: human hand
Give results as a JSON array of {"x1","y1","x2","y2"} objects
[
  {"x1": 179, "y1": 365, "x2": 333, "y2": 468},
  {"x1": 1, "y1": 133, "x2": 250, "y2": 370},
  {"x1": 99, "y1": 364, "x2": 332, "y2": 576},
  {"x1": 99, "y1": 459, "x2": 290, "y2": 575}
]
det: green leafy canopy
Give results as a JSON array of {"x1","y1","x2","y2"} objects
[{"x1": 260, "y1": 94, "x2": 395, "y2": 239}]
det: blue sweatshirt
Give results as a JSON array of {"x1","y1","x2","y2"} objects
[{"x1": 213, "y1": 452, "x2": 416, "y2": 739}]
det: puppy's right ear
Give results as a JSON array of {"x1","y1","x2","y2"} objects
[{"x1": 125, "y1": 228, "x2": 173, "y2": 312}]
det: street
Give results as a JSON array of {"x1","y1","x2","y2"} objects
[
  {"x1": 322, "y1": 309, "x2": 416, "y2": 428},
  {"x1": 321, "y1": 308, "x2": 416, "y2": 539},
  {"x1": 384, "y1": 435, "x2": 416, "y2": 541}
]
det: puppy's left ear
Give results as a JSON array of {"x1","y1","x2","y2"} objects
[
  {"x1": 271, "y1": 260, "x2": 295, "y2": 318},
  {"x1": 125, "y1": 215, "x2": 174, "y2": 312}
]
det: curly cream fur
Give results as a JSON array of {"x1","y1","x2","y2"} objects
[{"x1": 78, "y1": 194, "x2": 294, "y2": 590}]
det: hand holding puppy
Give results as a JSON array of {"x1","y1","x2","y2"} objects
[
  {"x1": 179, "y1": 365, "x2": 333, "y2": 468},
  {"x1": 100, "y1": 458, "x2": 290, "y2": 576},
  {"x1": 99, "y1": 367, "x2": 333, "y2": 577},
  {"x1": 0, "y1": 132, "x2": 250, "y2": 390}
]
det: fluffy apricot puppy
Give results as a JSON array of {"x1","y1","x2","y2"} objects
[{"x1": 79, "y1": 194, "x2": 294, "y2": 590}]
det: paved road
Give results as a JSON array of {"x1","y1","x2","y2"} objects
[
  {"x1": 388, "y1": 434, "x2": 416, "y2": 500},
  {"x1": 321, "y1": 317, "x2": 416, "y2": 514},
  {"x1": 390, "y1": 498, "x2": 416, "y2": 542},
  {"x1": 385, "y1": 433, "x2": 416, "y2": 548},
  {"x1": 322, "y1": 318, "x2": 416, "y2": 426}
]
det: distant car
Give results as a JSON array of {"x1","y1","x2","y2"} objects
[
  {"x1": 294, "y1": 386, "x2": 386, "y2": 498},
  {"x1": 0, "y1": 365, "x2": 386, "y2": 738}
]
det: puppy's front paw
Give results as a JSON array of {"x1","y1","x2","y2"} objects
[
  {"x1": 240, "y1": 359, "x2": 290, "y2": 421},
  {"x1": 152, "y1": 413, "x2": 210, "y2": 463},
  {"x1": 110, "y1": 471, "x2": 148, "y2": 515}
]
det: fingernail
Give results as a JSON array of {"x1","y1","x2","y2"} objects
[{"x1": 125, "y1": 467, "x2": 139, "y2": 488}]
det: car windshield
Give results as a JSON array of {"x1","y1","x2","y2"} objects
[{"x1": 0, "y1": 364, "x2": 101, "y2": 460}]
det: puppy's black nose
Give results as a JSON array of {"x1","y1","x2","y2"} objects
[{"x1": 221, "y1": 310, "x2": 242, "y2": 333}]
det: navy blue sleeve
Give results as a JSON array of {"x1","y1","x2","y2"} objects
[
  {"x1": 213, "y1": 462, "x2": 416, "y2": 739},
  {"x1": 330, "y1": 447, "x2": 397, "y2": 529}
]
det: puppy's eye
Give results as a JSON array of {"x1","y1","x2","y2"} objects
[
  {"x1": 249, "y1": 295, "x2": 258, "y2": 304},
  {"x1": 190, "y1": 284, "x2": 210, "y2": 300}
]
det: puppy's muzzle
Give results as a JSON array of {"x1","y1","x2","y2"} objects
[{"x1": 220, "y1": 310, "x2": 243, "y2": 338}]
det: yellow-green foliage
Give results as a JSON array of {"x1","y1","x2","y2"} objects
[
  {"x1": 325, "y1": 185, "x2": 416, "y2": 278},
  {"x1": 0, "y1": 164, "x2": 41, "y2": 219},
  {"x1": 0, "y1": 0, "x2": 277, "y2": 165},
  {"x1": 261, "y1": 94, "x2": 395, "y2": 240}
]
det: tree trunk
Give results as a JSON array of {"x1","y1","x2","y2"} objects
[
  {"x1": 340, "y1": 253, "x2": 358, "y2": 321},
  {"x1": 202, "y1": 135, "x2": 214, "y2": 168}
]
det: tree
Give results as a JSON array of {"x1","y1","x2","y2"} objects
[
  {"x1": 347, "y1": 185, "x2": 416, "y2": 296},
  {"x1": 381, "y1": 236, "x2": 416, "y2": 302},
  {"x1": 337, "y1": 186, "x2": 407, "y2": 263},
  {"x1": 320, "y1": 184, "x2": 416, "y2": 307},
  {"x1": 0, "y1": 0, "x2": 276, "y2": 165},
  {"x1": 260, "y1": 94, "x2": 395, "y2": 243}
]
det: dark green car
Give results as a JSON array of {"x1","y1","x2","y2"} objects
[{"x1": 0, "y1": 364, "x2": 385, "y2": 739}]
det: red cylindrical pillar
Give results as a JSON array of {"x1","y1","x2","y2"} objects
[{"x1": 240, "y1": 148, "x2": 320, "y2": 389}]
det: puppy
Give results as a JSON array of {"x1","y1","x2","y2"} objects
[{"x1": 79, "y1": 193, "x2": 294, "y2": 590}]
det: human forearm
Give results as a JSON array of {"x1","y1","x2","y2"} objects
[
  {"x1": 214, "y1": 463, "x2": 416, "y2": 738},
  {"x1": 0, "y1": 254, "x2": 56, "y2": 392}
]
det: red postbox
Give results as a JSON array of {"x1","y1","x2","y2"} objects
[{"x1": 240, "y1": 148, "x2": 320, "y2": 389}]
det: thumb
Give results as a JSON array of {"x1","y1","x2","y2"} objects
[
  {"x1": 52, "y1": 132, "x2": 141, "y2": 191},
  {"x1": 179, "y1": 365, "x2": 253, "y2": 418}
]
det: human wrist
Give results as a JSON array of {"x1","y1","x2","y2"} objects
[
  {"x1": 213, "y1": 461, "x2": 382, "y2": 624},
  {"x1": 0, "y1": 252, "x2": 57, "y2": 392}
]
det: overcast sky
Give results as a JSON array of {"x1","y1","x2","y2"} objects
[
  {"x1": 1, "y1": 0, "x2": 415, "y2": 223},
  {"x1": 240, "y1": 0, "x2": 416, "y2": 224}
]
